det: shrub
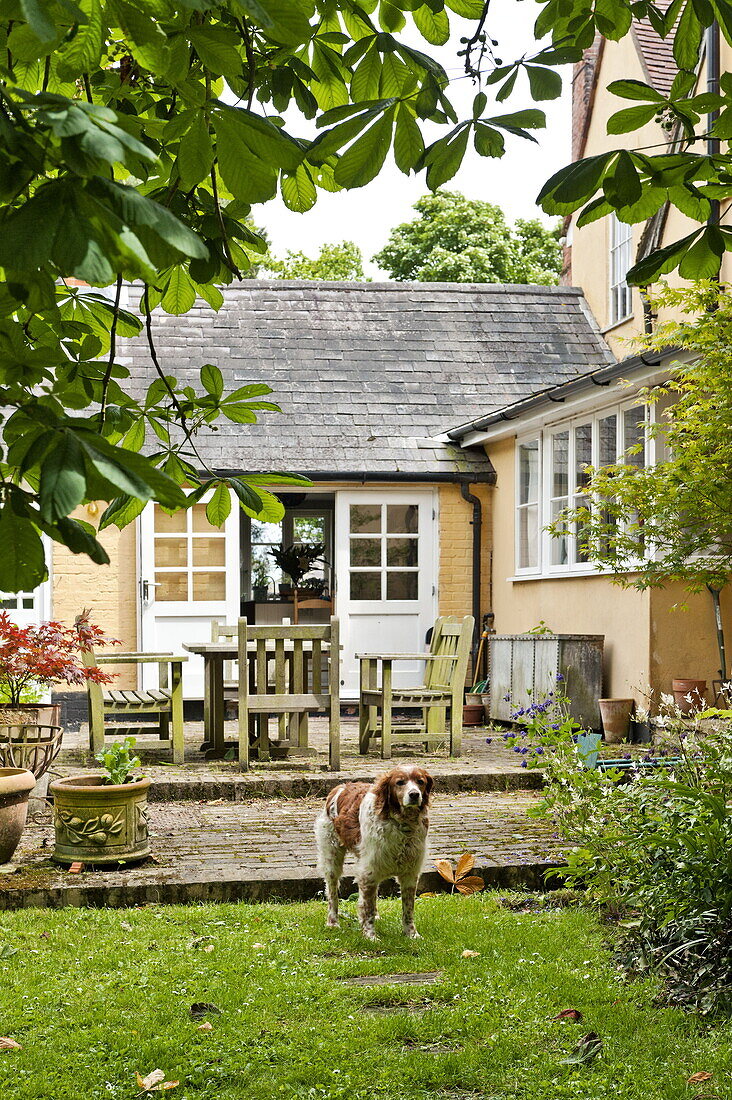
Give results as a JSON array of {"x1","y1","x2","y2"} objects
[{"x1": 501, "y1": 682, "x2": 732, "y2": 1013}]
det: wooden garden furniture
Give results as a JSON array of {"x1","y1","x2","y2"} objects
[
  {"x1": 358, "y1": 614, "x2": 474, "y2": 759},
  {"x1": 81, "y1": 649, "x2": 186, "y2": 764},
  {"x1": 238, "y1": 618, "x2": 340, "y2": 772}
]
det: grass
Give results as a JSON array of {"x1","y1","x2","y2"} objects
[{"x1": 1, "y1": 893, "x2": 732, "y2": 1100}]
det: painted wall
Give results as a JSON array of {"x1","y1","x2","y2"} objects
[
  {"x1": 52, "y1": 505, "x2": 138, "y2": 690},
  {"x1": 570, "y1": 33, "x2": 666, "y2": 355},
  {"x1": 437, "y1": 481, "x2": 491, "y2": 623},
  {"x1": 486, "y1": 435, "x2": 652, "y2": 700},
  {"x1": 650, "y1": 584, "x2": 732, "y2": 704}
]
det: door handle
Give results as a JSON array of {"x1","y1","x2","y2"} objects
[{"x1": 141, "y1": 579, "x2": 159, "y2": 603}]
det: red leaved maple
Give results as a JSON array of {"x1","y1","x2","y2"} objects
[{"x1": 0, "y1": 609, "x2": 119, "y2": 706}]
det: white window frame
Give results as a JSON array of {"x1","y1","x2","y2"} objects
[
  {"x1": 609, "y1": 213, "x2": 633, "y2": 326},
  {"x1": 515, "y1": 435, "x2": 542, "y2": 576},
  {"x1": 514, "y1": 399, "x2": 651, "y2": 578}
]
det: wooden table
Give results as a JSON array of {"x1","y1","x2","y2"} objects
[{"x1": 183, "y1": 640, "x2": 330, "y2": 760}]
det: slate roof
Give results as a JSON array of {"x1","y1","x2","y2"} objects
[{"x1": 122, "y1": 281, "x2": 614, "y2": 480}]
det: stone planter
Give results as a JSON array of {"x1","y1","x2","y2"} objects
[
  {"x1": 672, "y1": 679, "x2": 707, "y2": 715},
  {"x1": 49, "y1": 774, "x2": 151, "y2": 865},
  {"x1": 0, "y1": 768, "x2": 36, "y2": 863},
  {"x1": 598, "y1": 698, "x2": 634, "y2": 744}
]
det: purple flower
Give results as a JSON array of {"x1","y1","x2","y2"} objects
[
  {"x1": 485, "y1": 738, "x2": 492, "y2": 745},
  {"x1": 520, "y1": 760, "x2": 528, "y2": 768},
  {"x1": 556, "y1": 673, "x2": 565, "y2": 682}
]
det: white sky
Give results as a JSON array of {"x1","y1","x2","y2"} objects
[{"x1": 258, "y1": 0, "x2": 571, "y2": 277}]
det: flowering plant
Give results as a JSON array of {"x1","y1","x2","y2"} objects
[
  {"x1": 495, "y1": 674, "x2": 589, "y2": 770},
  {"x1": 0, "y1": 610, "x2": 118, "y2": 708}
]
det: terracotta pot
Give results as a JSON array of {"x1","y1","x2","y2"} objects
[
  {"x1": 598, "y1": 698, "x2": 634, "y2": 744},
  {"x1": 49, "y1": 774, "x2": 150, "y2": 865},
  {"x1": 672, "y1": 679, "x2": 707, "y2": 715},
  {"x1": 462, "y1": 703, "x2": 484, "y2": 727},
  {"x1": 0, "y1": 768, "x2": 36, "y2": 863}
]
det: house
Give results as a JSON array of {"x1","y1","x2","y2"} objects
[
  {"x1": 38, "y1": 280, "x2": 612, "y2": 717},
  {"x1": 447, "y1": 21, "x2": 732, "y2": 705}
]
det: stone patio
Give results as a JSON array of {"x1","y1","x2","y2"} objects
[{"x1": 1, "y1": 716, "x2": 570, "y2": 910}]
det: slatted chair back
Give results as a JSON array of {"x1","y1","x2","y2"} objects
[
  {"x1": 237, "y1": 618, "x2": 340, "y2": 771},
  {"x1": 424, "y1": 616, "x2": 473, "y2": 692},
  {"x1": 210, "y1": 620, "x2": 238, "y2": 692}
]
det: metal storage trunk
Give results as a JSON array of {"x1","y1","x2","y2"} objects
[{"x1": 488, "y1": 634, "x2": 604, "y2": 730}]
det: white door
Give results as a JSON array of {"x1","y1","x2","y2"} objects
[
  {"x1": 139, "y1": 497, "x2": 239, "y2": 697},
  {"x1": 334, "y1": 491, "x2": 437, "y2": 699}
]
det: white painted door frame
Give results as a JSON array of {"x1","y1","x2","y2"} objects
[
  {"x1": 334, "y1": 489, "x2": 438, "y2": 700},
  {"x1": 138, "y1": 495, "x2": 240, "y2": 697}
]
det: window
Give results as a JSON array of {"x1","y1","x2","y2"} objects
[
  {"x1": 248, "y1": 508, "x2": 333, "y2": 599},
  {"x1": 516, "y1": 440, "x2": 540, "y2": 570},
  {"x1": 609, "y1": 214, "x2": 633, "y2": 325},
  {"x1": 515, "y1": 403, "x2": 648, "y2": 576},
  {"x1": 348, "y1": 502, "x2": 419, "y2": 601}
]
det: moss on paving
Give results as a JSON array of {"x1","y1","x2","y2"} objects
[{"x1": 0, "y1": 893, "x2": 730, "y2": 1100}]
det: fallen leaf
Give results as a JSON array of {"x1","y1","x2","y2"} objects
[
  {"x1": 455, "y1": 852, "x2": 475, "y2": 878},
  {"x1": 203, "y1": 944, "x2": 215, "y2": 954},
  {"x1": 455, "y1": 875, "x2": 485, "y2": 895},
  {"x1": 0, "y1": 945, "x2": 18, "y2": 958},
  {"x1": 688, "y1": 1072, "x2": 714, "y2": 1085},
  {"x1": 0, "y1": 1038, "x2": 21, "y2": 1051},
  {"x1": 461, "y1": 950, "x2": 480, "y2": 958},
  {"x1": 189, "y1": 1003, "x2": 222, "y2": 1019},
  {"x1": 418, "y1": 892, "x2": 437, "y2": 898},
  {"x1": 560, "y1": 1031, "x2": 603, "y2": 1066},
  {"x1": 135, "y1": 1069, "x2": 179, "y2": 1093},
  {"x1": 553, "y1": 1009, "x2": 583, "y2": 1022},
  {"x1": 433, "y1": 859, "x2": 455, "y2": 884},
  {"x1": 197, "y1": 1022, "x2": 213, "y2": 1032}
]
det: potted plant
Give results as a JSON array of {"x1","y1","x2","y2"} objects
[
  {"x1": 671, "y1": 678, "x2": 707, "y2": 715},
  {"x1": 268, "y1": 543, "x2": 325, "y2": 598},
  {"x1": 0, "y1": 609, "x2": 116, "y2": 727},
  {"x1": 49, "y1": 737, "x2": 150, "y2": 865},
  {"x1": 251, "y1": 559, "x2": 271, "y2": 601},
  {"x1": 0, "y1": 767, "x2": 36, "y2": 863}
]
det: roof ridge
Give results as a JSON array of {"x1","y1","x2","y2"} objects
[{"x1": 233, "y1": 280, "x2": 587, "y2": 295}]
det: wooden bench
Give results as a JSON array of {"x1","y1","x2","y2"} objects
[{"x1": 82, "y1": 650, "x2": 186, "y2": 764}]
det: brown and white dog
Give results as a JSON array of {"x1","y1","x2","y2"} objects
[{"x1": 314, "y1": 766, "x2": 433, "y2": 940}]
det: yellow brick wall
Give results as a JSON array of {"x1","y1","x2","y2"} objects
[
  {"x1": 438, "y1": 482, "x2": 492, "y2": 622},
  {"x1": 52, "y1": 503, "x2": 138, "y2": 690}
]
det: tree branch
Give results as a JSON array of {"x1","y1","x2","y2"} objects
[{"x1": 100, "y1": 275, "x2": 123, "y2": 425}]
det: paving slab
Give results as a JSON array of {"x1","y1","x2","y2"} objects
[{"x1": 1, "y1": 791, "x2": 567, "y2": 911}]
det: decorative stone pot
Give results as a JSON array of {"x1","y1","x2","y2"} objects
[
  {"x1": 49, "y1": 774, "x2": 150, "y2": 865},
  {"x1": 672, "y1": 679, "x2": 707, "y2": 715},
  {"x1": 598, "y1": 698, "x2": 634, "y2": 744},
  {"x1": 0, "y1": 768, "x2": 36, "y2": 863}
]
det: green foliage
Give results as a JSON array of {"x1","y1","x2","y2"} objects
[
  {"x1": 0, "y1": 0, "x2": 536, "y2": 592},
  {"x1": 559, "y1": 284, "x2": 732, "y2": 596},
  {"x1": 94, "y1": 736, "x2": 141, "y2": 786},
  {"x1": 373, "y1": 192, "x2": 563, "y2": 284},
  {"x1": 265, "y1": 241, "x2": 365, "y2": 281},
  {"x1": 268, "y1": 542, "x2": 325, "y2": 586},
  {"x1": 4, "y1": 896, "x2": 732, "y2": 1098}
]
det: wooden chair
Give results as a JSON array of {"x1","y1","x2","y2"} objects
[
  {"x1": 358, "y1": 615, "x2": 474, "y2": 759},
  {"x1": 238, "y1": 618, "x2": 340, "y2": 771},
  {"x1": 82, "y1": 650, "x2": 186, "y2": 764},
  {"x1": 210, "y1": 620, "x2": 238, "y2": 703}
]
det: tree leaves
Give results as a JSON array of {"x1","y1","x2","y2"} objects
[
  {"x1": 0, "y1": 511, "x2": 47, "y2": 591},
  {"x1": 434, "y1": 853, "x2": 485, "y2": 895}
]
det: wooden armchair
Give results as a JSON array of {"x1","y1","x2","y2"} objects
[
  {"x1": 82, "y1": 649, "x2": 186, "y2": 764},
  {"x1": 358, "y1": 615, "x2": 474, "y2": 759},
  {"x1": 238, "y1": 619, "x2": 340, "y2": 771}
]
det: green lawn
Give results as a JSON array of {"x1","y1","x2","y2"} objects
[{"x1": 1, "y1": 893, "x2": 731, "y2": 1100}]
